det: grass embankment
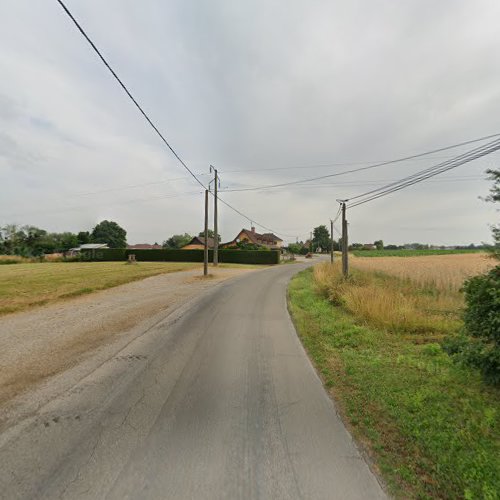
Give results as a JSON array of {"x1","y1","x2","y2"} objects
[
  {"x1": 288, "y1": 263, "x2": 500, "y2": 499},
  {"x1": 352, "y1": 248, "x2": 484, "y2": 257},
  {"x1": 0, "y1": 261, "x2": 204, "y2": 315}
]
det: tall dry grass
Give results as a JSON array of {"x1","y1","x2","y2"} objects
[
  {"x1": 314, "y1": 261, "x2": 463, "y2": 336},
  {"x1": 351, "y1": 253, "x2": 495, "y2": 293},
  {"x1": 0, "y1": 255, "x2": 32, "y2": 265}
]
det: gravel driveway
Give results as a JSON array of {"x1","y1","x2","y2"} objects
[{"x1": 0, "y1": 267, "x2": 256, "y2": 429}]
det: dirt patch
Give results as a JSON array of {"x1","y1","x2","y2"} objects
[{"x1": 0, "y1": 267, "x2": 255, "y2": 406}]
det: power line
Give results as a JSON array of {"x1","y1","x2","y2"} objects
[
  {"x1": 219, "y1": 174, "x2": 487, "y2": 193},
  {"x1": 218, "y1": 155, "x2": 456, "y2": 173},
  {"x1": 218, "y1": 133, "x2": 500, "y2": 193},
  {"x1": 55, "y1": 0, "x2": 205, "y2": 190},
  {"x1": 55, "y1": 0, "x2": 298, "y2": 239},
  {"x1": 347, "y1": 138, "x2": 500, "y2": 203},
  {"x1": 347, "y1": 138, "x2": 500, "y2": 208}
]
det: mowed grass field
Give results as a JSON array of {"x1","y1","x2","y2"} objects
[
  {"x1": 289, "y1": 254, "x2": 500, "y2": 498},
  {"x1": 0, "y1": 261, "x2": 204, "y2": 315}
]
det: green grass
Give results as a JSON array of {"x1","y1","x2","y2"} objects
[
  {"x1": 288, "y1": 268, "x2": 500, "y2": 499},
  {"x1": 0, "y1": 261, "x2": 200, "y2": 315},
  {"x1": 352, "y1": 249, "x2": 484, "y2": 257}
]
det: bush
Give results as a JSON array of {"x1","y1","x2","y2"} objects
[
  {"x1": 218, "y1": 249, "x2": 279, "y2": 264},
  {"x1": 80, "y1": 249, "x2": 127, "y2": 261},
  {"x1": 80, "y1": 248, "x2": 280, "y2": 265},
  {"x1": 458, "y1": 265, "x2": 500, "y2": 384}
]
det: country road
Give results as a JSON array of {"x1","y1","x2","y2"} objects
[{"x1": 0, "y1": 261, "x2": 386, "y2": 500}]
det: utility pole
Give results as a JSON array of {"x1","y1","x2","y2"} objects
[
  {"x1": 309, "y1": 231, "x2": 313, "y2": 253},
  {"x1": 210, "y1": 165, "x2": 220, "y2": 267},
  {"x1": 204, "y1": 189, "x2": 209, "y2": 276},
  {"x1": 341, "y1": 202, "x2": 349, "y2": 277},
  {"x1": 330, "y1": 219, "x2": 334, "y2": 264}
]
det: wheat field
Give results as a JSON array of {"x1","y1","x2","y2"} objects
[
  {"x1": 314, "y1": 253, "x2": 496, "y2": 336},
  {"x1": 350, "y1": 252, "x2": 495, "y2": 292}
]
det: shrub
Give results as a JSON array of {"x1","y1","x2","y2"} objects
[
  {"x1": 459, "y1": 265, "x2": 500, "y2": 384},
  {"x1": 80, "y1": 248, "x2": 280, "y2": 265},
  {"x1": 80, "y1": 249, "x2": 127, "y2": 261}
]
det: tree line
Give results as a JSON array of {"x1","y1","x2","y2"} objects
[{"x1": 0, "y1": 220, "x2": 127, "y2": 256}]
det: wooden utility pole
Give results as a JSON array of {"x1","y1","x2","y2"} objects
[
  {"x1": 341, "y1": 202, "x2": 349, "y2": 277},
  {"x1": 210, "y1": 166, "x2": 219, "y2": 266},
  {"x1": 330, "y1": 219, "x2": 334, "y2": 264},
  {"x1": 204, "y1": 189, "x2": 209, "y2": 276}
]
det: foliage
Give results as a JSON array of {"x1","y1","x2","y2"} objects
[
  {"x1": 198, "y1": 229, "x2": 221, "y2": 242},
  {"x1": 77, "y1": 231, "x2": 90, "y2": 245},
  {"x1": 0, "y1": 224, "x2": 80, "y2": 256},
  {"x1": 312, "y1": 225, "x2": 331, "y2": 252},
  {"x1": 234, "y1": 240, "x2": 269, "y2": 251},
  {"x1": 163, "y1": 233, "x2": 193, "y2": 249},
  {"x1": 288, "y1": 268, "x2": 500, "y2": 499},
  {"x1": 374, "y1": 239, "x2": 384, "y2": 250},
  {"x1": 83, "y1": 248, "x2": 281, "y2": 265},
  {"x1": 90, "y1": 220, "x2": 127, "y2": 248},
  {"x1": 448, "y1": 170, "x2": 500, "y2": 385},
  {"x1": 351, "y1": 248, "x2": 484, "y2": 257},
  {"x1": 485, "y1": 168, "x2": 499, "y2": 259},
  {"x1": 287, "y1": 243, "x2": 303, "y2": 254},
  {"x1": 448, "y1": 266, "x2": 500, "y2": 384}
]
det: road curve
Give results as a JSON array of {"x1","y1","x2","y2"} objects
[{"x1": 0, "y1": 262, "x2": 386, "y2": 500}]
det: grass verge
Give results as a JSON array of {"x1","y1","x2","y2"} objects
[
  {"x1": 288, "y1": 268, "x2": 500, "y2": 499},
  {"x1": 0, "y1": 261, "x2": 266, "y2": 315},
  {"x1": 0, "y1": 261, "x2": 205, "y2": 315}
]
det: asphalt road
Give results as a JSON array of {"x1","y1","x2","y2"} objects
[{"x1": 0, "y1": 261, "x2": 386, "y2": 500}]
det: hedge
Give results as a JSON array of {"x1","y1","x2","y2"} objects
[{"x1": 80, "y1": 248, "x2": 280, "y2": 265}]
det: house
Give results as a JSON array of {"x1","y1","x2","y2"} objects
[
  {"x1": 182, "y1": 236, "x2": 215, "y2": 250},
  {"x1": 127, "y1": 243, "x2": 163, "y2": 250},
  {"x1": 67, "y1": 243, "x2": 109, "y2": 257},
  {"x1": 222, "y1": 227, "x2": 283, "y2": 250}
]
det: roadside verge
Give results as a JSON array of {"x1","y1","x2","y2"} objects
[{"x1": 287, "y1": 267, "x2": 499, "y2": 499}]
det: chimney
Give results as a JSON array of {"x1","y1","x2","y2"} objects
[{"x1": 251, "y1": 226, "x2": 256, "y2": 233}]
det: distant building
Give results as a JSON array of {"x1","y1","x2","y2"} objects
[
  {"x1": 68, "y1": 243, "x2": 109, "y2": 257},
  {"x1": 182, "y1": 236, "x2": 215, "y2": 250},
  {"x1": 222, "y1": 227, "x2": 283, "y2": 249},
  {"x1": 127, "y1": 243, "x2": 163, "y2": 250}
]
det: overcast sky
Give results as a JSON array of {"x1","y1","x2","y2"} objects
[{"x1": 1, "y1": 0, "x2": 499, "y2": 245}]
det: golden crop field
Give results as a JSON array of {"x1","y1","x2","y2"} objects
[{"x1": 350, "y1": 252, "x2": 496, "y2": 293}]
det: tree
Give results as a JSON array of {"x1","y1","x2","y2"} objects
[
  {"x1": 287, "y1": 243, "x2": 302, "y2": 254},
  {"x1": 91, "y1": 220, "x2": 127, "y2": 248},
  {"x1": 313, "y1": 225, "x2": 331, "y2": 252},
  {"x1": 374, "y1": 240, "x2": 384, "y2": 250},
  {"x1": 485, "y1": 169, "x2": 500, "y2": 259},
  {"x1": 198, "y1": 230, "x2": 221, "y2": 242},
  {"x1": 445, "y1": 169, "x2": 500, "y2": 384},
  {"x1": 77, "y1": 231, "x2": 90, "y2": 245},
  {"x1": 163, "y1": 233, "x2": 192, "y2": 249}
]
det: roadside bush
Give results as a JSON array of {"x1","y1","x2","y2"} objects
[
  {"x1": 449, "y1": 265, "x2": 500, "y2": 384},
  {"x1": 80, "y1": 249, "x2": 127, "y2": 261},
  {"x1": 81, "y1": 248, "x2": 280, "y2": 265}
]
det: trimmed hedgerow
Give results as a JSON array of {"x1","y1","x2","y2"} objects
[
  {"x1": 218, "y1": 249, "x2": 280, "y2": 264},
  {"x1": 82, "y1": 248, "x2": 280, "y2": 265},
  {"x1": 80, "y1": 249, "x2": 127, "y2": 261}
]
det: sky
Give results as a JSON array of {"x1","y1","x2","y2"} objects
[{"x1": 1, "y1": 0, "x2": 499, "y2": 246}]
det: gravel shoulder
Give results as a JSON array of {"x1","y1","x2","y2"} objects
[{"x1": 0, "y1": 266, "x2": 256, "y2": 428}]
